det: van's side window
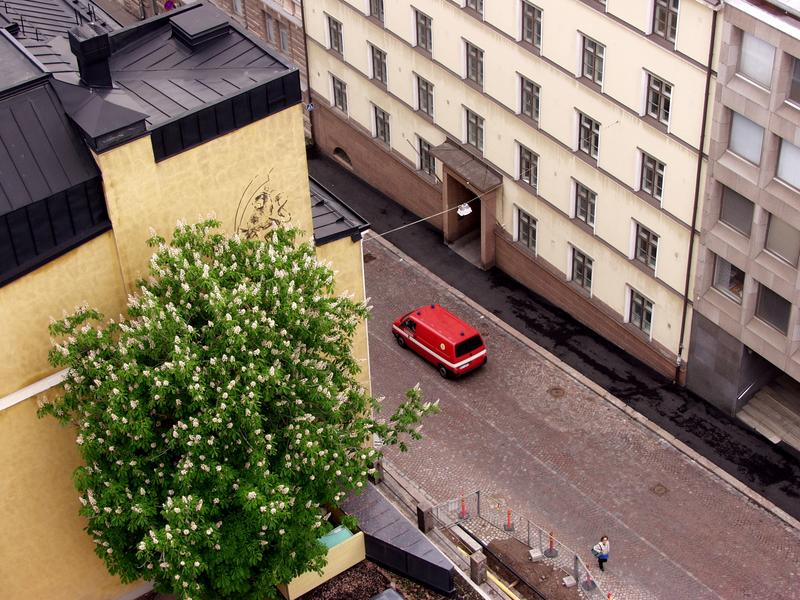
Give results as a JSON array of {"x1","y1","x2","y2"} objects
[{"x1": 403, "y1": 319, "x2": 416, "y2": 333}]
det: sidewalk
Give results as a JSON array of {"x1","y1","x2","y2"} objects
[
  {"x1": 307, "y1": 153, "x2": 800, "y2": 521},
  {"x1": 363, "y1": 236, "x2": 800, "y2": 600}
]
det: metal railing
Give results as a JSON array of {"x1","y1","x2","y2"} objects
[{"x1": 432, "y1": 491, "x2": 610, "y2": 599}]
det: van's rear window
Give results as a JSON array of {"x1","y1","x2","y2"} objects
[{"x1": 455, "y1": 335, "x2": 483, "y2": 357}]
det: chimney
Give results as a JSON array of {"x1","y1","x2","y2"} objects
[{"x1": 68, "y1": 22, "x2": 113, "y2": 88}]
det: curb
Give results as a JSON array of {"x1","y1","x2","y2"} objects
[{"x1": 364, "y1": 231, "x2": 800, "y2": 532}]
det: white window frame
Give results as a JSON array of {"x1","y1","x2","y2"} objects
[{"x1": 626, "y1": 286, "x2": 654, "y2": 339}]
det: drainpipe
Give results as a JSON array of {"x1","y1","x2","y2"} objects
[
  {"x1": 299, "y1": 0, "x2": 315, "y2": 146},
  {"x1": 676, "y1": 7, "x2": 719, "y2": 384}
]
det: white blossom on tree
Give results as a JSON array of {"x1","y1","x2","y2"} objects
[{"x1": 41, "y1": 220, "x2": 437, "y2": 600}]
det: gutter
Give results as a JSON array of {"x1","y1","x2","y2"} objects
[
  {"x1": 299, "y1": 0, "x2": 315, "y2": 145},
  {"x1": 676, "y1": 7, "x2": 719, "y2": 383}
]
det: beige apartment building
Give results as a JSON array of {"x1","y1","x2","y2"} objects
[
  {"x1": 687, "y1": 0, "x2": 800, "y2": 443},
  {"x1": 304, "y1": 0, "x2": 721, "y2": 381}
]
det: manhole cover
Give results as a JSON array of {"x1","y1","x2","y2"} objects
[
  {"x1": 547, "y1": 386, "x2": 566, "y2": 398},
  {"x1": 363, "y1": 253, "x2": 376, "y2": 263},
  {"x1": 650, "y1": 483, "x2": 668, "y2": 496}
]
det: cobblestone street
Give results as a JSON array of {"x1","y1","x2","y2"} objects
[{"x1": 365, "y1": 237, "x2": 800, "y2": 600}]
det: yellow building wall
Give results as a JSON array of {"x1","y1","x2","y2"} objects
[
  {"x1": 1, "y1": 98, "x2": 371, "y2": 600},
  {"x1": 0, "y1": 394, "x2": 141, "y2": 600},
  {"x1": 277, "y1": 531, "x2": 366, "y2": 600},
  {"x1": 96, "y1": 104, "x2": 313, "y2": 291},
  {"x1": 314, "y1": 237, "x2": 371, "y2": 394},
  {"x1": 0, "y1": 231, "x2": 127, "y2": 397}
]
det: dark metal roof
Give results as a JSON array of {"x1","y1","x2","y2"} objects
[
  {"x1": 310, "y1": 176, "x2": 370, "y2": 245},
  {"x1": 0, "y1": 30, "x2": 47, "y2": 94},
  {"x1": 104, "y1": 5, "x2": 291, "y2": 129},
  {"x1": 430, "y1": 140, "x2": 502, "y2": 193},
  {"x1": 0, "y1": 79, "x2": 99, "y2": 214},
  {"x1": 0, "y1": 0, "x2": 119, "y2": 42}
]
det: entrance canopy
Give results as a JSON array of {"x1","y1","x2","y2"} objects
[{"x1": 430, "y1": 140, "x2": 501, "y2": 192}]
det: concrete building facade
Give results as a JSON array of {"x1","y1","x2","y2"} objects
[
  {"x1": 688, "y1": 0, "x2": 800, "y2": 417},
  {"x1": 302, "y1": 0, "x2": 722, "y2": 381}
]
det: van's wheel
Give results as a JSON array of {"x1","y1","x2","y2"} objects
[
  {"x1": 395, "y1": 334, "x2": 406, "y2": 349},
  {"x1": 438, "y1": 364, "x2": 450, "y2": 379}
]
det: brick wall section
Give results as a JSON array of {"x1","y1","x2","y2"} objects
[
  {"x1": 312, "y1": 101, "x2": 444, "y2": 230},
  {"x1": 495, "y1": 230, "x2": 681, "y2": 381}
]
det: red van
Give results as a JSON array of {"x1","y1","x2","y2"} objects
[{"x1": 392, "y1": 304, "x2": 487, "y2": 378}]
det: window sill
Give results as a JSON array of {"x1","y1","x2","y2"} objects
[
  {"x1": 517, "y1": 179, "x2": 538, "y2": 198},
  {"x1": 370, "y1": 79, "x2": 388, "y2": 92},
  {"x1": 578, "y1": 0, "x2": 607, "y2": 13},
  {"x1": 716, "y1": 151, "x2": 759, "y2": 185},
  {"x1": 633, "y1": 188, "x2": 663, "y2": 211},
  {"x1": 569, "y1": 279, "x2": 593, "y2": 299},
  {"x1": 646, "y1": 33, "x2": 676, "y2": 53},
  {"x1": 413, "y1": 46, "x2": 432, "y2": 60},
  {"x1": 366, "y1": 15, "x2": 385, "y2": 28},
  {"x1": 517, "y1": 112, "x2": 539, "y2": 130},
  {"x1": 517, "y1": 40, "x2": 541, "y2": 58},
  {"x1": 463, "y1": 78, "x2": 484, "y2": 93},
  {"x1": 642, "y1": 113, "x2": 668, "y2": 135},
  {"x1": 577, "y1": 76, "x2": 602, "y2": 94},
  {"x1": 416, "y1": 109, "x2": 434, "y2": 123},
  {"x1": 747, "y1": 316, "x2": 789, "y2": 345},
  {"x1": 630, "y1": 257, "x2": 656, "y2": 277},
  {"x1": 727, "y1": 74, "x2": 771, "y2": 108},
  {"x1": 575, "y1": 150, "x2": 598, "y2": 168},
  {"x1": 572, "y1": 217, "x2": 595, "y2": 236}
]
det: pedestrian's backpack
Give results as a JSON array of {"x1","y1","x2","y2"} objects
[{"x1": 591, "y1": 545, "x2": 601, "y2": 557}]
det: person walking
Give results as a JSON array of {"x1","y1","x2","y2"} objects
[{"x1": 592, "y1": 536, "x2": 610, "y2": 572}]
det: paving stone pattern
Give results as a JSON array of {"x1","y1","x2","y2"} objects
[{"x1": 364, "y1": 239, "x2": 800, "y2": 600}]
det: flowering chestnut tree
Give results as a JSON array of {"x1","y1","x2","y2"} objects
[{"x1": 41, "y1": 220, "x2": 437, "y2": 600}]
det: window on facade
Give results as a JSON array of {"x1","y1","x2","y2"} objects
[
  {"x1": 572, "y1": 248, "x2": 593, "y2": 291},
  {"x1": 635, "y1": 224, "x2": 659, "y2": 269},
  {"x1": 374, "y1": 106, "x2": 390, "y2": 144},
  {"x1": 369, "y1": 0, "x2": 384, "y2": 22},
  {"x1": 522, "y1": 1, "x2": 542, "y2": 48},
  {"x1": 719, "y1": 187, "x2": 754, "y2": 236},
  {"x1": 575, "y1": 182, "x2": 596, "y2": 226},
  {"x1": 738, "y1": 31, "x2": 775, "y2": 88},
  {"x1": 578, "y1": 113, "x2": 600, "y2": 159},
  {"x1": 328, "y1": 16, "x2": 343, "y2": 54},
  {"x1": 756, "y1": 284, "x2": 791, "y2": 334},
  {"x1": 647, "y1": 74, "x2": 672, "y2": 125},
  {"x1": 370, "y1": 45, "x2": 387, "y2": 84},
  {"x1": 765, "y1": 214, "x2": 800, "y2": 266},
  {"x1": 790, "y1": 58, "x2": 800, "y2": 104},
  {"x1": 629, "y1": 289, "x2": 653, "y2": 335},
  {"x1": 279, "y1": 25, "x2": 289, "y2": 52},
  {"x1": 652, "y1": 0, "x2": 678, "y2": 43},
  {"x1": 264, "y1": 13, "x2": 275, "y2": 43},
  {"x1": 466, "y1": 109, "x2": 484, "y2": 151},
  {"x1": 581, "y1": 35, "x2": 605, "y2": 85},
  {"x1": 419, "y1": 138, "x2": 435, "y2": 176},
  {"x1": 777, "y1": 139, "x2": 800, "y2": 189},
  {"x1": 465, "y1": 42, "x2": 484, "y2": 87},
  {"x1": 416, "y1": 76, "x2": 434, "y2": 117},
  {"x1": 466, "y1": 0, "x2": 483, "y2": 15},
  {"x1": 729, "y1": 112, "x2": 763, "y2": 164},
  {"x1": 519, "y1": 145, "x2": 538, "y2": 189},
  {"x1": 713, "y1": 256, "x2": 745, "y2": 302},
  {"x1": 415, "y1": 10, "x2": 432, "y2": 52},
  {"x1": 521, "y1": 77, "x2": 540, "y2": 121},
  {"x1": 233, "y1": 0, "x2": 244, "y2": 16},
  {"x1": 332, "y1": 75, "x2": 347, "y2": 113},
  {"x1": 518, "y1": 208, "x2": 536, "y2": 251},
  {"x1": 641, "y1": 153, "x2": 665, "y2": 200}
]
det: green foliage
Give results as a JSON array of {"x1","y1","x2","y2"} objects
[{"x1": 41, "y1": 220, "x2": 438, "y2": 600}]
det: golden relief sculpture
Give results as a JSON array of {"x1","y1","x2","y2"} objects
[{"x1": 234, "y1": 171, "x2": 292, "y2": 240}]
